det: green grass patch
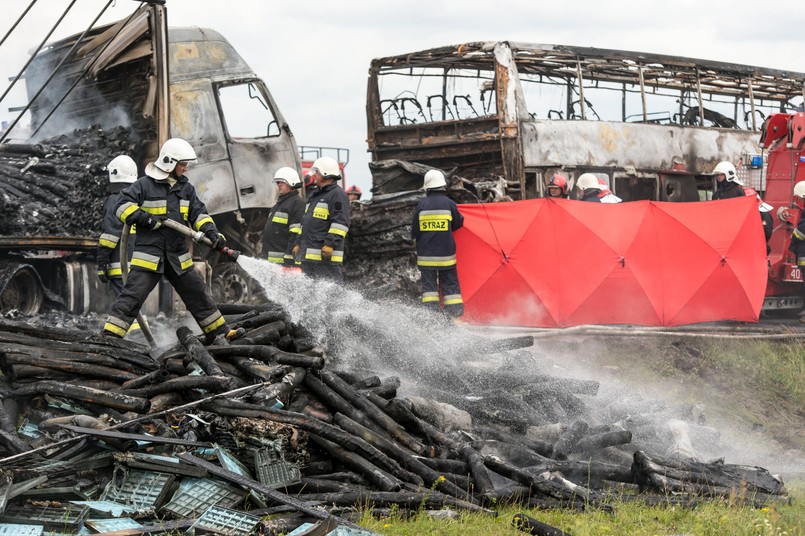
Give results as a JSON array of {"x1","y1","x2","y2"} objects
[{"x1": 353, "y1": 485, "x2": 805, "y2": 535}]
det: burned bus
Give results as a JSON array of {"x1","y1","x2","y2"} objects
[{"x1": 365, "y1": 42, "x2": 805, "y2": 201}]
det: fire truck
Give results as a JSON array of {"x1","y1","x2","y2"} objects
[{"x1": 757, "y1": 112, "x2": 805, "y2": 312}]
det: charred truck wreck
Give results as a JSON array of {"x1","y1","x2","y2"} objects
[{"x1": 0, "y1": 3, "x2": 300, "y2": 316}]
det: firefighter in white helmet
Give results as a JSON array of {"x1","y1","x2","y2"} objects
[
  {"x1": 97, "y1": 155, "x2": 138, "y2": 296},
  {"x1": 412, "y1": 169, "x2": 465, "y2": 318},
  {"x1": 576, "y1": 173, "x2": 602, "y2": 202},
  {"x1": 262, "y1": 167, "x2": 304, "y2": 266},
  {"x1": 292, "y1": 156, "x2": 351, "y2": 280},
  {"x1": 103, "y1": 138, "x2": 234, "y2": 344},
  {"x1": 711, "y1": 161, "x2": 745, "y2": 200}
]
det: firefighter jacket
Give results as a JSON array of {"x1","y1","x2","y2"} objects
[
  {"x1": 115, "y1": 173, "x2": 218, "y2": 275},
  {"x1": 581, "y1": 190, "x2": 602, "y2": 202},
  {"x1": 97, "y1": 187, "x2": 135, "y2": 279},
  {"x1": 712, "y1": 181, "x2": 745, "y2": 200},
  {"x1": 294, "y1": 183, "x2": 350, "y2": 264},
  {"x1": 791, "y1": 211, "x2": 805, "y2": 266},
  {"x1": 411, "y1": 190, "x2": 464, "y2": 270},
  {"x1": 262, "y1": 191, "x2": 304, "y2": 264}
]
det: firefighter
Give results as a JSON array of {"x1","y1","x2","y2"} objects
[
  {"x1": 744, "y1": 187, "x2": 774, "y2": 249},
  {"x1": 102, "y1": 138, "x2": 233, "y2": 344},
  {"x1": 412, "y1": 169, "x2": 465, "y2": 318},
  {"x1": 546, "y1": 175, "x2": 568, "y2": 198},
  {"x1": 711, "y1": 161, "x2": 745, "y2": 200},
  {"x1": 346, "y1": 184, "x2": 362, "y2": 203},
  {"x1": 262, "y1": 167, "x2": 304, "y2": 266},
  {"x1": 576, "y1": 173, "x2": 602, "y2": 202},
  {"x1": 597, "y1": 177, "x2": 622, "y2": 203},
  {"x1": 97, "y1": 155, "x2": 138, "y2": 296},
  {"x1": 792, "y1": 181, "x2": 805, "y2": 322},
  {"x1": 292, "y1": 156, "x2": 350, "y2": 281}
]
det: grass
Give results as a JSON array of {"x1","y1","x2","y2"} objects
[{"x1": 350, "y1": 484, "x2": 805, "y2": 535}]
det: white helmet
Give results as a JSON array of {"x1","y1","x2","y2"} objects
[
  {"x1": 794, "y1": 181, "x2": 805, "y2": 198},
  {"x1": 423, "y1": 169, "x2": 447, "y2": 190},
  {"x1": 273, "y1": 167, "x2": 301, "y2": 188},
  {"x1": 146, "y1": 138, "x2": 197, "y2": 180},
  {"x1": 712, "y1": 161, "x2": 742, "y2": 184},
  {"x1": 107, "y1": 155, "x2": 138, "y2": 184},
  {"x1": 311, "y1": 156, "x2": 341, "y2": 179},
  {"x1": 576, "y1": 173, "x2": 600, "y2": 191}
]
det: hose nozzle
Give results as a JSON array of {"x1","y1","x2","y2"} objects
[{"x1": 219, "y1": 246, "x2": 240, "y2": 262}]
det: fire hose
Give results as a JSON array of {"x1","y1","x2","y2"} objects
[{"x1": 119, "y1": 219, "x2": 241, "y2": 347}]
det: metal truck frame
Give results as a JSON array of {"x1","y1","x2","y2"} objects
[
  {"x1": 366, "y1": 42, "x2": 805, "y2": 201},
  {"x1": 0, "y1": 2, "x2": 300, "y2": 315}
]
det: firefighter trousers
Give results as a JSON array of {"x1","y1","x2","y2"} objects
[
  {"x1": 301, "y1": 262, "x2": 343, "y2": 282},
  {"x1": 419, "y1": 267, "x2": 464, "y2": 317},
  {"x1": 103, "y1": 264, "x2": 226, "y2": 338}
]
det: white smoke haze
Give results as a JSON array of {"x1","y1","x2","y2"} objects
[{"x1": 238, "y1": 255, "x2": 804, "y2": 479}]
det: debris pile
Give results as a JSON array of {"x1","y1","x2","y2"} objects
[
  {"x1": 0, "y1": 295, "x2": 788, "y2": 534},
  {"x1": 0, "y1": 125, "x2": 144, "y2": 236}
]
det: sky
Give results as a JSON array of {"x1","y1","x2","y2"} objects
[{"x1": 1, "y1": 0, "x2": 804, "y2": 198}]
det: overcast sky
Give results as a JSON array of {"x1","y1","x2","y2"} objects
[{"x1": 1, "y1": 0, "x2": 804, "y2": 197}]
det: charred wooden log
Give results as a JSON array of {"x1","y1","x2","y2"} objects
[
  {"x1": 632, "y1": 450, "x2": 786, "y2": 500},
  {"x1": 552, "y1": 421, "x2": 588, "y2": 460},
  {"x1": 309, "y1": 434, "x2": 402, "y2": 492},
  {"x1": 320, "y1": 370, "x2": 427, "y2": 456},
  {"x1": 486, "y1": 457, "x2": 605, "y2": 506},
  {"x1": 332, "y1": 413, "x2": 481, "y2": 502},
  {"x1": 1, "y1": 352, "x2": 137, "y2": 382},
  {"x1": 120, "y1": 375, "x2": 234, "y2": 399},
  {"x1": 512, "y1": 513, "x2": 572, "y2": 536},
  {"x1": 303, "y1": 374, "x2": 383, "y2": 436},
  {"x1": 251, "y1": 366, "x2": 306, "y2": 407},
  {"x1": 119, "y1": 369, "x2": 174, "y2": 390},
  {"x1": 209, "y1": 399, "x2": 416, "y2": 486},
  {"x1": 210, "y1": 345, "x2": 324, "y2": 368},
  {"x1": 571, "y1": 430, "x2": 632, "y2": 455},
  {"x1": 176, "y1": 326, "x2": 235, "y2": 388},
  {"x1": 11, "y1": 380, "x2": 150, "y2": 413}
]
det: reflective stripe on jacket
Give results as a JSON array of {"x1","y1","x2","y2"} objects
[
  {"x1": 411, "y1": 190, "x2": 464, "y2": 270},
  {"x1": 294, "y1": 183, "x2": 350, "y2": 264},
  {"x1": 114, "y1": 174, "x2": 217, "y2": 275},
  {"x1": 97, "y1": 190, "x2": 132, "y2": 279},
  {"x1": 262, "y1": 191, "x2": 304, "y2": 264}
]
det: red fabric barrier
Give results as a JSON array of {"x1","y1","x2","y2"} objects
[{"x1": 455, "y1": 196, "x2": 766, "y2": 327}]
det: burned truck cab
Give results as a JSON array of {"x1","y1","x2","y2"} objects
[
  {"x1": 0, "y1": 5, "x2": 300, "y2": 315},
  {"x1": 168, "y1": 28, "x2": 299, "y2": 251}
]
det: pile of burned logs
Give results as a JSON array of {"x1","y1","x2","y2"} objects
[
  {"x1": 0, "y1": 125, "x2": 144, "y2": 236},
  {"x1": 0, "y1": 300, "x2": 788, "y2": 534}
]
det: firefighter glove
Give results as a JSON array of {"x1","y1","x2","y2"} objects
[
  {"x1": 205, "y1": 230, "x2": 226, "y2": 250},
  {"x1": 97, "y1": 265, "x2": 109, "y2": 284},
  {"x1": 321, "y1": 244, "x2": 334, "y2": 259},
  {"x1": 144, "y1": 216, "x2": 164, "y2": 230},
  {"x1": 292, "y1": 244, "x2": 300, "y2": 258}
]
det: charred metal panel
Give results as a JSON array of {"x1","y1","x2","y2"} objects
[
  {"x1": 170, "y1": 79, "x2": 237, "y2": 214},
  {"x1": 494, "y1": 42, "x2": 526, "y2": 196},
  {"x1": 168, "y1": 28, "x2": 252, "y2": 83},
  {"x1": 168, "y1": 29, "x2": 299, "y2": 216},
  {"x1": 521, "y1": 120, "x2": 760, "y2": 174}
]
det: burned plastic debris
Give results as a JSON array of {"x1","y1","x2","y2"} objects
[{"x1": 0, "y1": 299, "x2": 790, "y2": 534}]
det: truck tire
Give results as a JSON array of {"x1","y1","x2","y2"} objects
[{"x1": 0, "y1": 262, "x2": 45, "y2": 315}]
